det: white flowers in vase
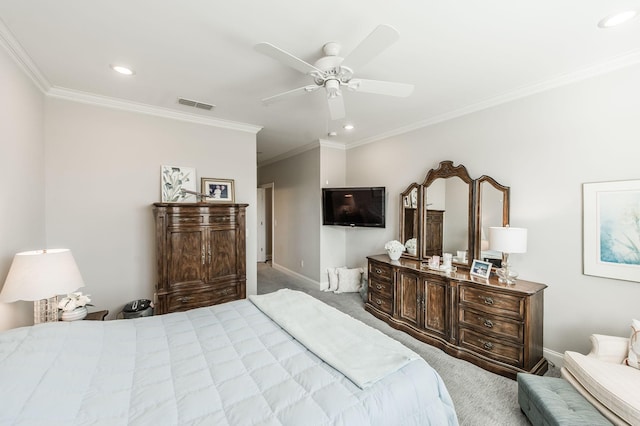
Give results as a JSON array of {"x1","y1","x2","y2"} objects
[
  {"x1": 58, "y1": 292, "x2": 92, "y2": 312},
  {"x1": 384, "y1": 240, "x2": 405, "y2": 252},
  {"x1": 384, "y1": 240, "x2": 405, "y2": 260}
]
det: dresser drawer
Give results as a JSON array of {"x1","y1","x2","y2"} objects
[
  {"x1": 369, "y1": 262, "x2": 393, "y2": 283},
  {"x1": 459, "y1": 327, "x2": 523, "y2": 367},
  {"x1": 459, "y1": 285, "x2": 524, "y2": 319},
  {"x1": 369, "y1": 278, "x2": 393, "y2": 299},
  {"x1": 168, "y1": 215, "x2": 205, "y2": 226},
  {"x1": 166, "y1": 285, "x2": 239, "y2": 312},
  {"x1": 368, "y1": 291, "x2": 393, "y2": 315},
  {"x1": 208, "y1": 214, "x2": 236, "y2": 225},
  {"x1": 459, "y1": 307, "x2": 523, "y2": 343}
]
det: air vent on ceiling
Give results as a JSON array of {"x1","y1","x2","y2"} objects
[{"x1": 178, "y1": 97, "x2": 215, "y2": 111}]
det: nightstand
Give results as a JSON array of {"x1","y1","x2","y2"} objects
[{"x1": 84, "y1": 310, "x2": 108, "y2": 321}]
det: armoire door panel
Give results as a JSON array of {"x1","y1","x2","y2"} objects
[
  {"x1": 168, "y1": 229, "x2": 204, "y2": 286},
  {"x1": 208, "y1": 229, "x2": 237, "y2": 280}
]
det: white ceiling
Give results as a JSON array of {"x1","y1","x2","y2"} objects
[{"x1": 1, "y1": 1, "x2": 639, "y2": 164}]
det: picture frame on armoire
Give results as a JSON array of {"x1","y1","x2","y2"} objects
[
  {"x1": 201, "y1": 178, "x2": 235, "y2": 203},
  {"x1": 161, "y1": 165, "x2": 196, "y2": 202}
]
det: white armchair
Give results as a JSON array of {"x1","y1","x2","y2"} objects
[{"x1": 561, "y1": 334, "x2": 639, "y2": 426}]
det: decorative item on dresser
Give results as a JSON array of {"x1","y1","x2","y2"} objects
[
  {"x1": 153, "y1": 202, "x2": 248, "y2": 314},
  {"x1": 367, "y1": 160, "x2": 548, "y2": 379}
]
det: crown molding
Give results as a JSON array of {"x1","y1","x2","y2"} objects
[
  {"x1": 47, "y1": 87, "x2": 262, "y2": 134},
  {"x1": 0, "y1": 18, "x2": 50, "y2": 93},
  {"x1": 1, "y1": 19, "x2": 261, "y2": 134},
  {"x1": 318, "y1": 139, "x2": 346, "y2": 150},
  {"x1": 347, "y1": 48, "x2": 640, "y2": 150}
]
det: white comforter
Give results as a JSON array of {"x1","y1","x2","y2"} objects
[
  {"x1": 0, "y1": 299, "x2": 458, "y2": 425},
  {"x1": 249, "y1": 289, "x2": 420, "y2": 389}
]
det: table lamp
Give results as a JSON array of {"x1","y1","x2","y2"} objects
[
  {"x1": 0, "y1": 249, "x2": 85, "y2": 324},
  {"x1": 488, "y1": 226, "x2": 527, "y2": 285}
]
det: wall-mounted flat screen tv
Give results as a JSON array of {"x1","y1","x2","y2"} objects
[{"x1": 322, "y1": 187, "x2": 385, "y2": 228}]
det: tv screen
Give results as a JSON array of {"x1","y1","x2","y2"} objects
[{"x1": 322, "y1": 187, "x2": 385, "y2": 228}]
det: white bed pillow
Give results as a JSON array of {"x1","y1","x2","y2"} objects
[
  {"x1": 326, "y1": 266, "x2": 345, "y2": 292},
  {"x1": 626, "y1": 319, "x2": 640, "y2": 369},
  {"x1": 335, "y1": 267, "x2": 364, "y2": 293}
]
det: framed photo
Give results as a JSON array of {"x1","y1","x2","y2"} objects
[
  {"x1": 161, "y1": 165, "x2": 196, "y2": 202},
  {"x1": 201, "y1": 178, "x2": 235, "y2": 203},
  {"x1": 470, "y1": 259, "x2": 492, "y2": 279},
  {"x1": 583, "y1": 180, "x2": 640, "y2": 282}
]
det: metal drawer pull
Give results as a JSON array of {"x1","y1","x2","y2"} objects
[
  {"x1": 483, "y1": 297, "x2": 494, "y2": 305},
  {"x1": 179, "y1": 296, "x2": 194, "y2": 303},
  {"x1": 222, "y1": 288, "x2": 232, "y2": 295},
  {"x1": 375, "y1": 299, "x2": 383, "y2": 305},
  {"x1": 375, "y1": 268, "x2": 382, "y2": 274},
  {"x1": 483, "y1": 342, "x2": 494, "y2": 351},
  {"x1": 376, "y1": 284, "x2": 382, "y2": 290},
  {"x1": 483, "y1": 319, "x2": 494, "y2": 328}
]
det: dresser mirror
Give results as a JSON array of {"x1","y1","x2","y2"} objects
[
  {"x1": 476, "y1": 175, "x2": 510, "y2": 264},
  {"x1": 400, "y1": 183, "x2": 420, "y2": 257},
  {"x1": 398, "y1": 161, "x2": 510, "y2": 269},
  {"x1": 420, "y1": 161, "x2": 474, "y2": 266}
]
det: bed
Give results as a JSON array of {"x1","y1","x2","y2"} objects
[{"x1": 0, "y1": 289, "x2": 458, "y2": 425}]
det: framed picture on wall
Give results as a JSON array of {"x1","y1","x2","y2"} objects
[
  {"x1": 583, "y1": 179, "x2": 640, "y2": 282},
  {"x1": 201, "y1": 178, "x2": 235, "y2": 203}
]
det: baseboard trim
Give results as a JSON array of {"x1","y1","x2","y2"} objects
[
  {"x1": 544, "y1": 347, "x2": 564, "y2": 370},
  {"x1": 271, "y1": 263, "x2": 320, "y2": 290}
]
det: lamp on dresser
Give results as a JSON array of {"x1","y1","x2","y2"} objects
[
  {"x1": 489, "y1": 226, "x2": 527, "y2": 285},
  {"x1": 0, "y1": 249, "x2": 85, "y2": 324}
]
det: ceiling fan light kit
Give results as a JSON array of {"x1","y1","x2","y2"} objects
[{"x1": 255, "y1": 24, "x2": 414, "y2": 121}]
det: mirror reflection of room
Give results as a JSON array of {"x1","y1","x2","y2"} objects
[{"x1": 425, "y1": 177, "x2": 469, "y2": 263}]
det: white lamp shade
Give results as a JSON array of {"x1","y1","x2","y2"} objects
[
  {"x1": 0, "y1": 249, "x2": 85, "y2": 302},
  {"x1": 488, "y1": 227, "x2": 528, "y2": 254}
]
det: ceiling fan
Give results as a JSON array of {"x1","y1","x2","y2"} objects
[{"x1": 254, "y1": 24, "x2": 414, "y2": 121}]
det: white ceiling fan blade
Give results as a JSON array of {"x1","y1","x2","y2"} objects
[
  {"x1": 261, "y1": 85, "x2": 320, "y2": 105},
  {"x1": 254, "y1": 42, "x2": 323, "y2": 75},
  {"x1": 348, "y1": 79, "x2": 414, "y2": 97},
  {"x1": 327, "y1": 94, "x2": 346, "y2": 120},
  {"x1": 341, "y1": 24, "x2": 400, "y2": 71}
]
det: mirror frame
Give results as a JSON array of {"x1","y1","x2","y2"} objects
[
  {"x1": 400, "y1": 183, "x2": 421, "y2": 259},
  {"x1": 420, "y1": 161, "x2": 475, "y2": 267},
  {"x1": 474, "y1": 175, "x2": 510, "y2": 262}
]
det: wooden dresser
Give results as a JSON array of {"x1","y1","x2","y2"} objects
[
  {"x1": 367, "y1": 254, "x2": 547, "y2": 379},
  {"x1": 153, "y1": 203, "x2": 247, "y2": 314}
]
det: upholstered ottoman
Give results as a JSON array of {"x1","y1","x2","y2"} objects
[{"x1": 517, "y1": 373, "x2": 612, "y2": 425}]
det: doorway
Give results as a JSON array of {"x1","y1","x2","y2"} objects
[{"x1": 257, "y1": 183, "x2": 274, "y2": 263}]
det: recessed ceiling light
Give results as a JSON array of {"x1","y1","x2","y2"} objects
[
  {"x1": 598, "y1": 10, "x2": 638, "y2": 28},
  {"x1": 110, "y1": 64, "x2": 135, "y2": 75},
  {"x1": 328, "y1": 131, "x2": 338, "y2": 137},
  {"x1": 343, "y1": 124, "x2": 354, "y2": 130}
]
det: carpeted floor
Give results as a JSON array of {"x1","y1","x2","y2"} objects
[{"x1": 257, "y1": 262, "x2": 559, "y2": 426}]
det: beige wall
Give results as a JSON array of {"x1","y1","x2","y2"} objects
[
  {"x1": 346, "y1": 63, "x2": 640, "y2": 355},
  {"x1": 0, "y1": 44, "x2": 47, "y2": 330},
  {"x1": 43, "y1": 98, "x2": 258, "y2": 319},
  {"x1": 258, "y1": 147, "x2": 321, "y2": 281}
]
